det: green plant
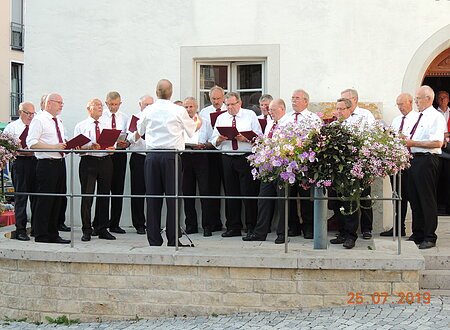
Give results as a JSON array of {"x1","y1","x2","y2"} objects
[{"x1": 45, "y1": 315, "x2": 80, "y2": 325}]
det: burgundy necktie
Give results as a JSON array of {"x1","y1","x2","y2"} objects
[
  {"x1": 231, "y1": 115, "x2": 238, "y2": 150},
  {"x1": 52, "y1": 117, "x2": 64, "y2": 157},
  {"x1": 268, "y1": 121, "x2": 277, "y2": 138},
  {"x1": 264, "y1": 115, "x2": 268, "y2": 120},
  {"x1": 111, "y1": 113, "x2": 116, "y2": 129},
  {"x1": 94, "y1": 120, "x2": 100, "y2": 141},
  {"x1": 20, "y1": 125, "x2": 29, "y2": 148},
  {"x1": 447, "y1": 117, "x2": 450, "y2": 133},
  {"x1": 409, "y1": 113, "x2": 423, "y2": 139},
  {"x1": 294, "y1": 112, "x2": 300, "y2": 123},
  {"x1": 398, "y1": 116, "x2": 406, "y2": 133}
]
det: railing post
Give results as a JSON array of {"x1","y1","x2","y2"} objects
[
  {"x1": 392, "y1": 174, "x2": 397, "y2": 239},
  {"x1": 284, "y1": 184, "x2": 289, "y2": 253},
  {"x1": 313, "y1": 187, "x2": 327, "y2": 249},
  {"x1": 175, "y1": 151, "x2": 179, "y2": 251},
  {"x1": 397, "y1": 172, "x2": 402, "y2": 255},
  {"x1": 69, "y1": 151, "x2": 74, "y2": 248}
]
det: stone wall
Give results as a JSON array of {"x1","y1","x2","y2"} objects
[{"x1": 0, "y1": 259, "x2": 419, "y2": 322}]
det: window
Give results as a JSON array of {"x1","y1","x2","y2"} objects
[
  {"x1": 11, "y1": 0, "x2": 24, "y2": 50},
  {"x1": 11, "y1": 62, "x2": 23, "y2": 118},
  {"x1": 196, "y1": 61, "x2": 265, "y2": 110}
]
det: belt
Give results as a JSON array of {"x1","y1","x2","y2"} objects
[
  {"x1": 82, "y1": 155, "x2": 111, "y2": 160},
  {"x1": 412, "y1": 152, "x2": 435, "y2": 157},
  {"x1": 16, "y1": 156, "x2": 36, "y2": 159},
  {"x1": 38, "y1": 158, "x2": 65, "y2": 162}
]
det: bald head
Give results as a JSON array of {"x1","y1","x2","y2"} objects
[
  {"x1": 45, "y1": 93, "x2": 64, "y2": 117},
  {"x1": 396, "y1": 93, "x2": 413, "y2": 116},
  {"x1": 268, "y1": 98, "x2": 286, "y2": 121},
  {"x1": 415, "y1": 85, "x2": 434, "y2": 111},
  {"x1": 139, "y1": 94, "x2": 154, "y2": 111},
  {"x1": 156, "y1": 79, "x2": 173, "y2": 100}
]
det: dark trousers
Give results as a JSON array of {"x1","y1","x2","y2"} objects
[
  {"x1": 389, "y1": 169, "x2": 410, "y2": 231},
  {"x1": 181, "y1": 152, "x2": 212, "y2": 230},
  {"x1": 437, "y1": 157, "x2": 450, "y2": 213},
  {"x1": 336, "y1": 199, "x2": 359, "y2": 241},
  {"x1": 58, "y1": 196, "x2": 67, "y2": 226},
  {"x1": 207, "y1": 153, "x2": 224, "y2": 228},
  {"x1": 130, "y1": 153, "x2": 146, "y2": 230},
  {"x1": 221, "y1": 154, "x2": 259, "y2": 231},
  {"x1": 11, "y1": 156, "x2": 37, "y2": 234},
  {"x1": 33, "y1": 159, "x2": 66, "y2": 241},
  {"x1": 253, "y1": 181, "x2": 287, "y2": 237},
  {"x1": 79, "y1": 156, "x2": 113, "y2": 235},
  {"x1": 145, "y1": 152, "x2": 181, "y2": 246},
  {"x1": 360, "y1": 186, "x2": 373, "y2": 233},
  {"x1": 287, "y1": 185, "x2": 313, "y2": 233},
  {"x1": 409, "y1": 153, "x2": 439, "y2": 243},
  {"x1": 109, "y1": 152, "x2": 127, "y2": 228}
]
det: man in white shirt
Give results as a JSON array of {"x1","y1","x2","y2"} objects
[
  {"x1": 181, "y1": 97, "x2": 214, "y2": 237},
  {"x1": 243, "y1": 98, "x2": 292, "y2": 243},
  {"x1": 406, "y1": 86, "x2": 446, "y2": 249},
  {"x1": 198, "y1": 86, "x2": 227, "y2": 232},
  {"x1": 26, "y1": 93, "x2": 70, "y2": 244},
  {"x1": 381, "y1": 93, "x2": 419, "y2": 237},
  {"x1": 285, "y1": 89, "x2": 321, "y2": 241},
  {"x1": 74, "y1": 98, "x2": 116, "y2": 242},
  {"x1": 4, "y1": 102, "x2": 37, "y2": 241},
  {"x1": 99, "y1": 91, "x2": 130, "y2": 234},
  {"x1": 210, "y1": 92, "x2": 262, "y2": 238},
  {"x1": 436, "y1": 90, "x2": 450, "y2": 215},
  {"x1": 340, "y1": 88, "x2": 375, "y2": 240},
  {"x1": 137, "y1": 79, "x2": 198, "y2": 247},
  {"x1": 127, "y1": 95, "x2": 154, "y2": 235}
]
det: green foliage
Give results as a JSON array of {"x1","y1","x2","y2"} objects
[{"x1": 45, "y1": 315, "x2": 80, "y2": 325}]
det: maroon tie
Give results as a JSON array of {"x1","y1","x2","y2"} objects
[
  {"x1": 52, "y1": 117, "x2": 64, "y2": 157},
  {"x1": 111, "y1": 113, "x2": 116, "y2": 129},
  {"x1": 264, "y1": 115, "x2": 268, "y2": 120},
  {"x1": 447, "y1": 116, "x2": 450, "y2": 133},
  {"x1": 398, "y1": 116, "x2": 406, "y2": 133},
  {"x1": 409, "y1": 113, "x2": 423, "y2": 139},
  {"x1": 231, "y1": 115, "x2": 238, "y2": 150},
  {"x1": 268, "y1": 121, "x2": 277, "y2": 138},
  {"x1": 294, "y1": 112, "x2": 300, "y2": 123},
  {"x1": 20, "y1": 125, "x2": 29, "y2": 148},
  {"x1": 94, "y1": 120, "x2": 100, "y2": 141}
]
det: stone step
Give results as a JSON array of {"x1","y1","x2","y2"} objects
[
  {"x1": 423, "y1": 254, "x2": 450, "y2": 270},
  {"x1": 420, "y1": 270, "x2": 450, "y2": 290},
  {"x1": 428, "y1": 289, "x2": 450, "y2": 297}
]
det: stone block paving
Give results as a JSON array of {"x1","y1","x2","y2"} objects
[{"x1": 1, "y1": 296, "x2": 449, "y2": 329}]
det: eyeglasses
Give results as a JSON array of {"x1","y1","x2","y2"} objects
[
  {"x1": 225, "y1": 101, "x2": 239, "y2": 107},
  {"x1": 414, "y1": 96, "x2": 428, "y2": 100},
  {"x1": 21, "y1": 110, "x2": 35, "y2": 116},
  {"x1": 50, "y1": 100, "x2": 64, "y2": 105}
]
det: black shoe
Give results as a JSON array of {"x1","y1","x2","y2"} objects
[
  {"x1": 185, "y1": 226, "x2": 199, "y2": 234},
  {"x1": 418, "y1": 241, "x2": 436, "y2": 249},
  {"x1": 99, "y1": 231, "x2": 116, "y2": 240},
  {"x1": 58, "y1": 224, "x2": 71, "y2": 232},
  {"x1": 16, "y1": 233, "x2": 30, "y2": 241},
  {"x1": 275, "y1": 234, "x2": 288, "y2": 244},
  {"x1": 242, "y1": 233, "x2": 266, "y2": 241},
  {"x1": 203, "y1": 228, "x2": 212, "y2": 237},
  {"x1": 92, "y1": 229, "x2": 98, "y2": 236},
  {"x1": 380, "y1": 228, "x2": 406, "y2": 237},
  {"x1": 330, "y1": 235, "x2": 346, "y2": 244},
  {"x1": 136, "y1": 227, "x2": 146, "y2": 235},
  {"x1": 343, "y1": 238, "x2": 356, "y2": 249},
  {"x1": 362, "y1": 232, "x2": 372, "y2": 240},
  {"x1": 221, "y1": 229, "x2": 242, "y2": 237},
  {"x1": 407, "y1": 236, "x2": 422, "y2": 245},
  {"x1": 50, "y1": 236, "x2": 71, "y2": 244},
  {"x1": 110, "y1": 226, "x2": 126, "y2": 234},
  {"x1": 303, "y1": 231, "x2": 313, "y2": 239},
  {"x1": 81, "y1": 234, "x2": 91, "y2": 242},
  {"x1": 288, "y1": 229, "x2": 301, "y2": 237}
]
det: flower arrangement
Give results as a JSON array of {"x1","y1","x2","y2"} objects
[
  {"x1": 248, "y1": 119, "x2": 410, "y2": 211},
  {"x1": 0, "y1": 132, "x2": 20, "y2": 215}
]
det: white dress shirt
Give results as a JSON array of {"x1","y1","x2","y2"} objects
[
  {"x1": 410, "y1": 106, "x2": 446, "y2": 154},
  {"x1": 4, "y1": 118, "x2": 27, "y2": 140},
  {"x1": 73, "y1": 116, "x2": 109, "y2": 157},
  {"x1": 391, "y1": 111, "x2": 420, "y2": 135},
  {"x1": 437, "y1": 107, "x2": 449, "y2": 133},
  {"x1": 264, "y1": 113, "x2": 290, "y2": 136},
  {"x1": 137, "y1": 99, "x2": 196, "y2": 150},
  {"x1": 210, "y1": 108, "x2": 262, "y2": 153},
  {"x1": 26, "y1": 110, "x2": 66, "y2": 159},
  {"x1": 286, "y1": 109, "x2": 322, "y2": 127},
  {"x1": 199, "y1": 104, "x2": 227, "y2": 141},
  {"x1": 126, "y1": 111, "x2": 146, "y2": 155},
  {"x1": 99, "y1": 109, "x2": 129, "y2": 133},
  {"x1": 184, "y1": 114, "x2": 208, "y2": 145}
]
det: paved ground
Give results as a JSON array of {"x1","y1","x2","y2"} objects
[{"x1": 1, "y1": 295, "x2": 449, "y2": 329}]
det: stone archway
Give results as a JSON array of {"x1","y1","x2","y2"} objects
[{"x1": 402, "y1": 24, "x2": 450, "y2": 93}]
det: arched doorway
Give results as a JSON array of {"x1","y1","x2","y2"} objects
[{"x1": 422, "y1": 47, "x2": 450, "y2": 108}]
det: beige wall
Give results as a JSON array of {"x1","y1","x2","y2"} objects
[{"x1": 0, "y1": 0, "x2": 24, "y2": 123}]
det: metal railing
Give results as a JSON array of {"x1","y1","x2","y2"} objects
[{"x1": 7, "y1": 148, "x2": 404, "y2": 254}]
